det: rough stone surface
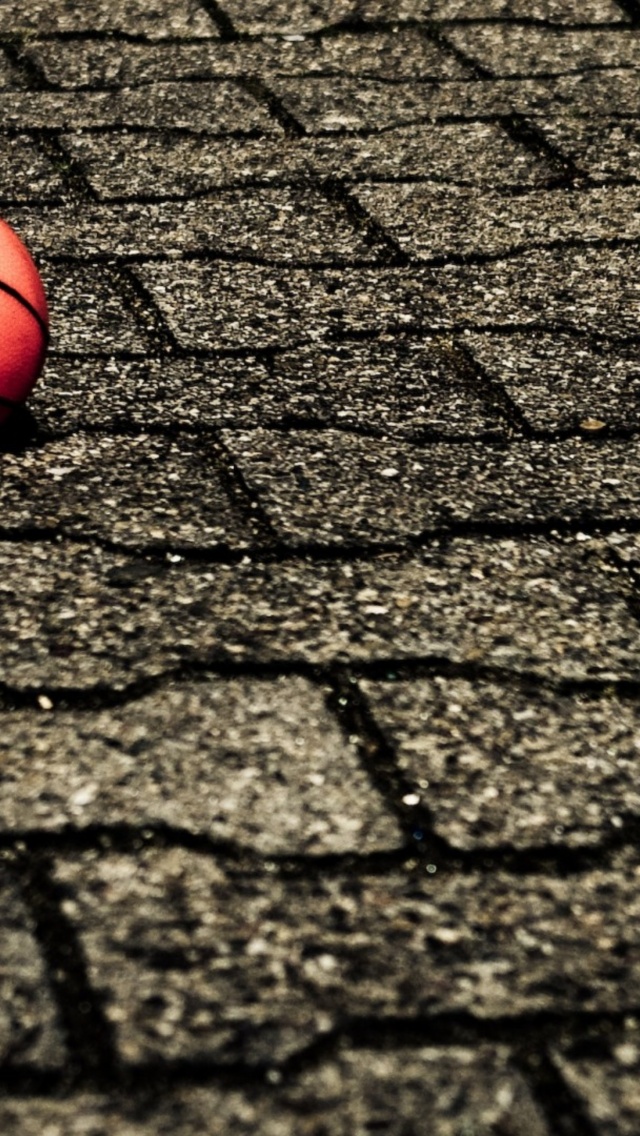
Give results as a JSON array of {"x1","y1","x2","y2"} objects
[
  {"x1": 0, "y1": 136, "x2": 64, "y2": 203},
  {"x1": 63, "y1": 123, "x2": 560, "y2": 200},
  {"x1": 6, "y1": 189, "x2": 380, "y2": 263},
  {"x1": 554, "y1": 1024, "x2": 640, "y2": 1136},
  {"x1": 363, "y1": 676, "x2": 640, "y2": 849},
  {"x1": 0, "y1": 0, "x2": 218, "y2": 37},
  {"x1": 0, "y1": 872, "x2": 64, "y2": 1068},
  {"x1": 0, "y1": 1048, "x2": 549, "y2": 1136},
  {"x1": 52, "y1": 844, "x2": 640, "y2": 1062},
  {"x1": 354, "y1": 182, "x2": 640, "y2": 260},
  {"x1": 536, "y1": 117, "x2": 640, "y2": 181},
  {"x1": 223, "y1": 430, "x2": 640, "y2": 542},
  {"x1": 0, "y1": 537, "x2": 635, "y2": 689},
  {"x1": 0, "y1": 433, "x2": 257, "y2": 548},
  {"x1": 0, "y1": 677, "x2": 400, "y2": 854},
  {"x1": 464, "y1": 333, "x2": 640, "y2": 432},
  {"x1": 447, "y1": 25, "x2": 640, "y2": 77},
  {"x1": 42, "y1": 264, "x2": 151, "y2": 354}
]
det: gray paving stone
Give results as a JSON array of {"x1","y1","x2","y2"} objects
[
  {"x1": 536, "y1": 117, "x2": 640, "y2": 181},
  {"x1": 0, "y1": 1048, "x2": 549, "y2": 1136},
  {"x1": 363, "y1": 676, "x2": 640, "y2": 849},
  {"x1": 270, "y1": 339, "x2": 504, "y2": 438},
  {"x1": 133, "y1": 262, "x2": 332, "y2": 350},
  {"x1": 554, "y1": 1024, "x2": 640, "y2": 1136},
  {"x1": 0, "y1": 82, "x2": 277, "y2": 133},
  {"x1": 0, "y1": 434, "x2": 256, "y2": 549},
  {"x1": 0, "y1": 136, "x2": 65, "y2": 204},
  {"x1": 464, "y1": 333, "x2": 640, "y2": 432},
  {"x1": 0, "y1": 676, "x2": 400, "y2": 853},
  {"x1": 30, "y1": 356, "x2": 272, "y2": 432},
  {"x1": 271, "y1": 71, "x2": 640, "y2": 134},
  {"x1": 5, "y1": 188, "x2": 379, "y2": 263},
  {"x1": 353, "y1": 182, "x2": 640, "y2": 260},
  {"x1": 51, "y1": 844, "x2": 640, "y2": 1063},
  {"x1": 64, "y1": 121, "x2": 558, "y2": 199},
  {"x1": 0, "y1": 871, "x2": 64, "y2": 1068},
  {"x1": 25, "y1": 28, "x2": 465, "y2": 89},
  {"x1": 42, "y1": 264, "x2": 151, "y2": 354},
  {"x1": 222, "y1": 430, "x2": 640, "y2": 542},
  {"x1": 0, "y1": 536, "x2": 636, "y2": 689},
  {"x1": 214, "y1": 0, "x2": 625, "y2": 33},
  {"x1": 446, "y1": 25, "x2": 640, "y2": 77},
  {"x1": 0, "y1": 0, "x2": 218, "y2": 37}
]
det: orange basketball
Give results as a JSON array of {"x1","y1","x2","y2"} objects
[{"x1": 0, "y1": 219, "x2": 49, "y2": 425}]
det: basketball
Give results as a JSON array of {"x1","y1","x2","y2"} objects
[{"x1": 0, "y1": 219, "x2": 49, "y2": 425}]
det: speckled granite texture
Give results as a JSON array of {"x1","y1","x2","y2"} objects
[{"x1": 1, "y1": 2, "x2": 640, "y2": 1133}]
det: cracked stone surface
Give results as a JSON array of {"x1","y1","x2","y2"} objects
[
  {"x1": 0, "y1": 0, "x2": 219, "y2": 37},
  {"x1": 554, "y1": 1023, "x2": 640, "y2": 1136}
]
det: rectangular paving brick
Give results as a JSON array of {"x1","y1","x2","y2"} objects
[
  {"x1": 31, "y1": 356, "x2": 272, "y2": 432},
  {"x1": 63, "y1": 121, "x2": 559, "y2": 199},
  {"x1": 215, "y1": 0, "x2": 625, "y2": 33},
  {"x1": 0, "y1": 536, "x2": 636, "y2": 689},
  {"x1": 42, "y1": 264, "x2": 151, "y2": 354},
  {"x1": 269, "y1": 339, "x2": 504, "y2": 439},
  {"x1": 446, "y1": 25, "x2": 640, "y2": 77},
  {"x1": 353, "y1": 182, "x2": 640, "y2": 260},
  {"x1": 51, "y1": 845, "x2": 640, "y2": 1064},
  {"x1": 0, "y1": 1048, "x2": 549, "y2": 1135},
  {"x1": 0, "y1": 136, "x2": 65, "y2": 204},
  {"x1": 223, "y1": 430, "x2": 640, "y2": 543},
  {"x1": 25, "y1": 28, "x2": 466, "y2": 89},
  {"x1": 536, "y1": 117, "x2": 640, "y2": 181},
  {"x1": 362, "y1": 676, "x2": 640, "y2": 850},
  {"x1": 0, "y1": 82, "x2": 278, "y2": 133},
  {"x1": 6, "y1": 188, "x2": 380, "y2": 263},
  {"x1": 0, "y1": 434, "x2": 258, "y2": 550},
  {"x1": 0, "y1": 0, "x2": 218, "y2": 36},
  {"x1": 464, "y1": 333, "x2": 640, "y2": 432},
  {"x1": 0, "y1": 872, "x2": 64, "y2": 1068},
  {"x1": 0, "y1": 677, "x2": 400, "y2": 854}
]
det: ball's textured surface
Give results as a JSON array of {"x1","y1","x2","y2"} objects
[{"x1": 0, "y1": 219, "x2": 49, "y2": 424}]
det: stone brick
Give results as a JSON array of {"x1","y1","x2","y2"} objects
[
  {"x1": 25, "y1": 28, "x2": 465, "y2": 89},
  {"x1": 353, "y1": 183, "x2": 640, "y2": 260},
  {"x1": 6, "y1": 188, "x2": 380, "y2": 263},
  {"x1": 0, "y1": 0, "x2": 218, "y2": 37},
  {"x1": 51, "y1": 844, "x2": 640, "y2": 1063},
  {"x1": 0, "y1": 1049, "x2": 550, "y2": 1136},
  {"x1": 536, "y1": 117, "x2": 640, "y2": 181},
  {"x1": 0, "y1": 536, "x2": 635, "y2": 689},
  {"x1": 214, "y1": 0, "x2": 625, "y2": 34},
  {"x1": 446, "y1": 25, "x2": 640, "y2": 77},
  {"x1": 0, "y1": 136, "x2": 64, "y2": 204},
  {"x1": 0, "y1": 434, "x2": 257, "y2": 549},
  {"x1": 269, "y1": 339, "x2": 504, "y2": 439},
  {"x1": 63, "y1": 121, "x2": 559, "y2": 200},
  {"x1": 464, "y1": 333, "x2": 640, "y2": 433},
  {"x1": 42, "y1": 264, "x2": 151, "y2": 354},
  {"x1": 0, "y1": 871, "x2": 64, "y2": 1068},
  {"x1": 222, "y1": 430, "x2": 640, "y2": 543},
  {"x1": 363, "y1": 676, "x2": 640, "y2": 850},
  {"x1": 0, "y1": 676, "x2": 400, "y2": 854},
  {"x1": 0, "y1": 82, "x2": 277, "y2": 133},
  {"x1": 31, "y1": 356, "x2": 271, "y2": 432}
]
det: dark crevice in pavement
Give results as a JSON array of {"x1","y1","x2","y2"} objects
[
  {"x1": 318, "y1": 177, "x2": 408, "y2": 265},
  {"x1": 13, "y1": 850, "x2": 119, "y2": 1086},
  {"x1": 196, "y1": 0, "x2": 239, "y2": 39},
  {"x1": 109, "y1": 263, "x2": 180, "y2": 357},
  {"x1": 214, "y1": 434, "x2": 287, "y2": 543},
  {"x1": 500, "y1": 113, "x2": 586, "y2": 183},
  {"x1": 513, "y1": 1047, "x2": 601, "y2": 1136},
  {"x1": 241, "y1": 76, "x2": 307, "y2": 137},
  {"x1": 615, "y1": 0, "x2": 640, "y2": 23},
  {"x1": 423, "y1": 22, "x2": 494, "y2": 81}
]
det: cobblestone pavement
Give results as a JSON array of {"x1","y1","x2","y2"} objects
[{"x1": 1, "y1": 1, "x2": 640, "y2": 1133}]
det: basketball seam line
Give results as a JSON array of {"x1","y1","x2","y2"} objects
[{"x1": 0, "y1": 280, "x2": 49, "y2": 347}]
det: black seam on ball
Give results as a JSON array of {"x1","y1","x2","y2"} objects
[{"x1": 0, "y1": 279, "x2": 49, "y2": 347}]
